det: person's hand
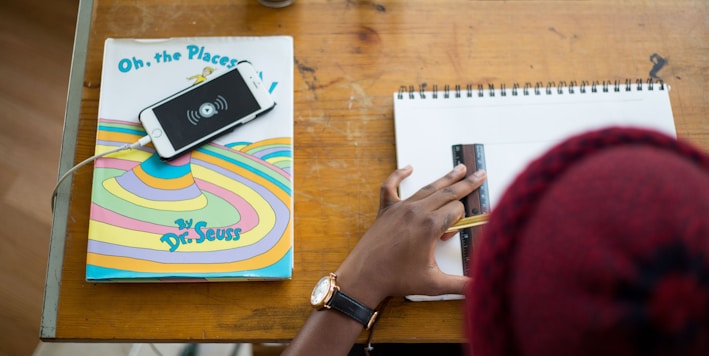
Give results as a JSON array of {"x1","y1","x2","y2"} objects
[
  {"x1": 335, "y1": 164, "x2": 487, "y2": 308},
  {"x1": 283, "y1": 165, "x2": 486, "y2": 356}
]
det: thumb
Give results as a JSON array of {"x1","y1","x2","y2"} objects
[
  {"x1": 379, "y1": 165, "x2": 413, "y2": 210},
  {"x1": 433, "y1": 273, "x2": 470, "y2": 296}
]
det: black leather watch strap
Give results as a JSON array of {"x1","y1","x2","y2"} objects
[{"x1": 328, "y1": 289, "x2": 377, "y2": 329}]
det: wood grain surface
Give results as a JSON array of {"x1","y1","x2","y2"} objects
[{"x1": 50, "y1": 0, "x2": 709, "y2": 343}]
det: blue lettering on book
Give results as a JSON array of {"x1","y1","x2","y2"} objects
[
  {"x1": 118, "y1": 56, "x2": 151, "y2": 73},
  {"x1": 160, "y1": 218, "x2": 242, "y2": 252},
  {"x1": 186, "y1": 45, "x2": 240, "y2": 68},
  {"x1": 116, "y1": 44, "x2": 243, "y2": 73},
  {"x1": 154, "y1": 50, "x2": 182, "y2": 63}
]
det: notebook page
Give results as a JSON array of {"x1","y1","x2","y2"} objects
[{"x1": 393, "y1": 83, "x2": 675, "y2": 300}]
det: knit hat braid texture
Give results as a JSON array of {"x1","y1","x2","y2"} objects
[{"x1": 468, "y1": 127, "x2": 709, "y2": 355}]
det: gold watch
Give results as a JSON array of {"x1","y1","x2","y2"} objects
[{"x1": 310, "y1": 273, "x2": 379, "y2": 329}]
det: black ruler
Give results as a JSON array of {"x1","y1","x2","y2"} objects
[{"x1": 452, "y1": 143, "x2": 491, "y2": 276}]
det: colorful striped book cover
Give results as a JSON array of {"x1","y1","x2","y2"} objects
[{"x1": 87, "y1": 36, "x2": 293, "y2": 281}]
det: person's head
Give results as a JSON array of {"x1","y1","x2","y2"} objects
[{"x1": 468, "y1": 127, "x2": 709, "y2": 355}]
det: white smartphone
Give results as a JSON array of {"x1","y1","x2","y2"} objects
[{"x1": 139, "y1": 61, "x2": 276, "y2": 160}]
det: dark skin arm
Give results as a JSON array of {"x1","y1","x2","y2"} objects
[{"x1": 283, "y1": 164, "x2": 487, "y2": 355}]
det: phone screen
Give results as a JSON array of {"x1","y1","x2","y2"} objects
[{"x1": 152, "y1": 69, "x2": 262, "y2": 150}]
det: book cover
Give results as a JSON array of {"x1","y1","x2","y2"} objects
[{"x1": 87, "y1": 36, "x2": 293, "y2": 282}]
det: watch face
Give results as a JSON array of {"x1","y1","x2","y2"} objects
[{"x1": 311, "y1": 276, "x2": 332, "y2": 307}]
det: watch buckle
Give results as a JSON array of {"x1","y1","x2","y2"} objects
[{"x1": 365, "y1": 310, "x2": 379, "y2": 330}]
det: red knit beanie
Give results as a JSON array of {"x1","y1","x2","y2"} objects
[{"x1": 467, "y1": 127, "x2": 709, "y2": 355}]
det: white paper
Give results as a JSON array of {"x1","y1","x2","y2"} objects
[{"x1": 394, "y1": 84, "x2": 676, "y2": 300}]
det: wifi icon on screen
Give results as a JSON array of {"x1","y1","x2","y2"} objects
[{"x1": 186, "y1": 95, "x2": 229, "y2": 125}]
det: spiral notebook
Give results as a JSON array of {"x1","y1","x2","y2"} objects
[{"x1": 394, "y1": 80, "x2": 676, "y2": 301}]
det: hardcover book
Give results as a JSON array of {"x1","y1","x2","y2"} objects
[{"x1": 87, "y1": 36, "x2": 293, "y2": 281}]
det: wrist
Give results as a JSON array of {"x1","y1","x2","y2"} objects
[{"x1": 335, "y1": 264, "x2": 389, "y2": 310}]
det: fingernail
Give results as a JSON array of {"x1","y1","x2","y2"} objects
[
  {"x1": 453, "y1": 164, "x2": 465, "y2": 173},
  {"x1": 473, "y1": 169, "x2": 486, "y2": 178}
]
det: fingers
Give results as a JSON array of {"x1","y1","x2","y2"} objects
[
  {"x1": 421, "y1": 169, "x2": 486, "y2": 236},
  {"x1": 432, "y1": 199, "x2": 466, "y2": 236},
  {"x1": 408, "y1": 164, "x2": 467, "y2": 202},
  {"x1": 422, "y1": 169, "x2": 487, "y2": 211},
  {"x1": 379, "y1": 165, "x2": 486, "y2": 232},
  {"x1": 379, "y1": 165, "x2": 413, "y2": 210}
]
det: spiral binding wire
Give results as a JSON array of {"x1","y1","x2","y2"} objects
[{"x1": 396, "y1": 78, "x2": 665, "y2": 99}]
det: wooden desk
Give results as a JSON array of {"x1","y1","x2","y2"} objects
[{"x1": 43, "y1": 0, "x2": 709, "y2": 343}]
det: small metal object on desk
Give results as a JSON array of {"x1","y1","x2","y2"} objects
[{"x1": 258, "y1": 0, "x2": 296, "y2": 8}]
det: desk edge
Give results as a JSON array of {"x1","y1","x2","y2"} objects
[{"x1": 41, "y1": 0, "x2": 94, "y2": 340}]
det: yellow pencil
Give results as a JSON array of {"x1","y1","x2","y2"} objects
[{"x1": 445, "y1": 213, "x2": 490, "y2": 233}]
